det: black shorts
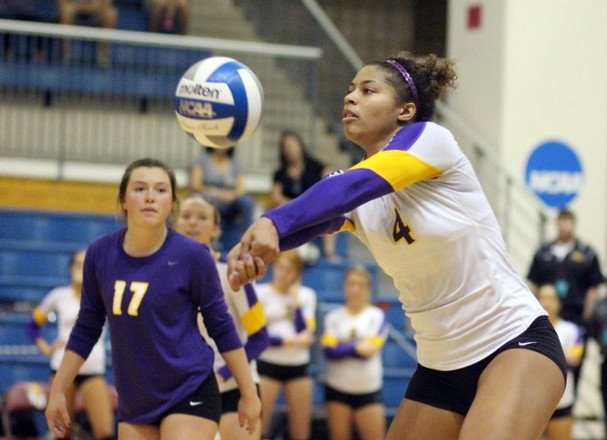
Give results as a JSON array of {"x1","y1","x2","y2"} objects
[
  {"x1": 51, "y1": 369, "x2": 102, "y2": 387},
  {"x1": 324, "y1": 385, "x2": 383, "y2": 410},
  {"x1": 405, "y1": 315, "x2": 567, "y2": 416},
  {"x1": 159, "y1": 374, "x2": 221, "y2": 425},
  {"x1": 551, "y1": 405, "x2": 573, "y2": 419},
  {"x1": 257, "y1": 360, "x2": 309, "y2": 382},
  {"x1": 220, "y1": 384, "x2": 262, "y2": 415}
]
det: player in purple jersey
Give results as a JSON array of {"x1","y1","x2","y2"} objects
[
  {"x1": 45, "y1": 158, "x2": 260, "y2": 440},
  {"x1": 226, "y1": 52, "x2": 567, "y2": 440},
  {"x1": 175, "y1": 193, "x2": 269, "y2": 440}
]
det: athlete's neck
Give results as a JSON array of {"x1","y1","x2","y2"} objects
[{"x1": 123, "y1": 227, "x2": 168, "y2": 257}]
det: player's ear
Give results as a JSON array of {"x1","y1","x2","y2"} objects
[{"x1": 397, "y1": 102, "x2": 417, "y2": 122}]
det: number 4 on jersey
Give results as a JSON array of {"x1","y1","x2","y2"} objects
[{"x1": 393, "y1": 209, "x2": 415, "y2": 245}]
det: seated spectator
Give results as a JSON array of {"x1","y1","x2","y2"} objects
[
  {"x1": 0, "y1": 0, "x2": 48, "y2": 62},
  {"x1": 189, "y1": 146, "x2": 254, "y2": 251},
  {"x1": 145, "y1": 0, "x2": 189, "y2": 34},
  {"x1": 57, "y1": 0, "x2": 118, "y2": 65},
  {"x1": 271, "y1": 130, "x2": 339, "y2": 262}
]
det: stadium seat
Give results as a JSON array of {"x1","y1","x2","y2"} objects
[{"x1": 1, "y1": 381, "x2": 50, "y2": 439}]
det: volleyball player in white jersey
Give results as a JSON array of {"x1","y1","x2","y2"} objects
[
  {"x1": 175, "y1": 194, "x2": 269, "y2": 440},
  {"x1": 255, "y1": 250, "x2": 316, "y2": 440},
  {"x1": 27, "y1": 249, "x2": 115, "y2": 440},
  {"x1": 537, "y1": 284, "x2": 583, "y2": 440},
  {"x1": 321, "y1": 266, "x2": 388, "y2": 440},
  {"x1": 227, "y1": 51, "x2": 567, "y2": 440}
]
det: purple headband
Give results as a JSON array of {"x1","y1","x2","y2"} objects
[{"x1": 385, "y1": 59, "x2": 419, "y2": 107}]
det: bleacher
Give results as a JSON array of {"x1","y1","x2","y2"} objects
[{"x1": 0, "y1": 1, "x2": 210, "y2": 101}]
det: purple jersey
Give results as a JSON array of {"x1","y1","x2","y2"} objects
[{"x1": 67, "y1": 229, "x2": 242, "y2": 423}]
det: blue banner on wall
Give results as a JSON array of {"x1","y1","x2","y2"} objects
[{"x1": 525, "y1": 140, "x2": 583, "y2": 209}]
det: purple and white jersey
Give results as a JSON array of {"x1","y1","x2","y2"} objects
[
  {"x1": 67, "y1": 229, "x2": 242, "y2": 423},
  {"x1": 265, "y1": 122, "x2": 545, "y2": 371}
]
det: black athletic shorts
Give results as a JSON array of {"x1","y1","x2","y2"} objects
[
  {"x1": 551, "y1": 405, "x2": 573, "y2": 419},
  {"x1": 220, "y1": 384, "x2": 261, "y2": 415},
  {"x1": 324, "y1": 385, "x2": 383, "y2": 410},
  {"x1": 405, "y1": 315, "x2": 567, "y2": 416},
  {"x1": 51, "y1": 369, "x2": 102, "y2": 387},
  {"x1": 257, "y1": 360, "x2": 309, "y2": 382},
  {"x1": 160, "y1": 373, "x2": 221, "y2": 424}
]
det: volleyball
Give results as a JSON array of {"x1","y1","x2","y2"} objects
[{"x1": 175, "y1": 56, "x2": 264, "y2": 149}]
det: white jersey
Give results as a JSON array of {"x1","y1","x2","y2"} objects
[
  {"x1": 256, "y1": 283, "x2": 316, "y2": 366},
  {"x1": 36, "y1": 286, "x2": 106, "y2": 375},
  {"x1": 322, "y1": 305, "x2": 387, "y2": 394},
  {"x1": 198, "y1": 261, "x2": 265, "y2": 393},
  {"x1": 554, "y1": 319, "x2": 583, "y2": 409},
  {"x1": 343, "y1": 122, "x2": 546, "y2": 370}
]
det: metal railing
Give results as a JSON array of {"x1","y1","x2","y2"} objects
[{"x1": 0, "y1": 19, "x2": 322, "y2": 185}]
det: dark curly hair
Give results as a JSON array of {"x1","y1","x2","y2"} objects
[{"x1": 370, "y1": 51, "x2": 458, "y2": 122}]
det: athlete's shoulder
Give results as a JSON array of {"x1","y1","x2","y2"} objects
[{"x1": 384, "y1": 121, "x2": 455, "y2": 152}]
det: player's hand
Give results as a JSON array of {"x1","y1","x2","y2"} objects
[
  {"x1": 45, "y1": 389, "x2": 71, "y2": 438},
  {"x1": 228, "y1": 218, "x2": 280, "y2": 290},
  {"x1": 356, "y1": 339, "x2": 378, "y2": 358},
  {"x1": 238, "y1": 391, "x2": 261, "y2": 434}
]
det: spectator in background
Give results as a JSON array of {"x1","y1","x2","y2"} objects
[
  {"x1": 537, "y1": 284, "x2": 583, "y2": 440},
  {"x1": 0, "y1": 0, "x2": 48, "y2": 62},
  {"x1": 255, "y1": 250, "x2": 316, "y2": 440},
  {"x1": 27, "y1": 249, "x2": 115, "y2": 440},
  {"x1": 271, "y1": 130, "x2": 339, "y2": 262},
  {"x1": 189, "y1": 146, "x2": 254, "y2": 251},
  {"x1": 145, "y1": 0, "x2": 189, "y2": 34},
  {"x1": 527, "y1": 209, "x2": 605, "y2": 388},
  {"x1": 321, "y1": 265, "x2": 388, "y2": 440},
  {"x1": 57, "y1": 0, "x2": 118, "y2": 65}
]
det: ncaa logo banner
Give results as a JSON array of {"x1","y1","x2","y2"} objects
[{"x1": 525, "y1": 140, "x2": 584, "y2": 209}]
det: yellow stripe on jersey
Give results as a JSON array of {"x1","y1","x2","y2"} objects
[
  {"x1": 569, "y1": 345, "x2": 584, "y2": 359},
  {"x1": 241, "y1": 302, "x2": 267, "y2": 335},
  {"x1": 351, "y1": 150, "x2": 442, "y2": 191},
  {"x1": 339, "y1": 218, "x2": 356, "y2": 233},
  {"x1": 32, "y1": 307, "x2": 47, "y2": 326},
  {"x1": 367, "y1": 335, "x2": 387, "y2": 349},
  {"x1": 321, "y1": 334, "x2": 339, "y2": 347},
  {"x1": 307, "y1": 317, "x2": 317, "y2": 332}
]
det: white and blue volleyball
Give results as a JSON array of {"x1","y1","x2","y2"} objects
[{"x1": 175, "y1": 56, "x2": 264, "y2": 149}]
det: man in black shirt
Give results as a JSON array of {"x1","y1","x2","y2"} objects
[{"x1": 528, "y1": 209, "x2": 605, "y2": 389}]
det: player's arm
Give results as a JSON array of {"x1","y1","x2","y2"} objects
[
  {"x1": 356, "y1": 313, "x2": 389, "y2": 358},
  {"x1": 216, "y1": 283, "x2": 270, "y2": 381},
  {"x1": 321, "y1": 313, "x2": 359, "y2": 360},
  {"x1": 27, "y1": 307, "x2": 54, "y2": 356},
  {"x1": 264, "y1": 148, "x2": 440, "y2": 239}
]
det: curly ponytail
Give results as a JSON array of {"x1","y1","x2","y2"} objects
[{"x1": 372, "y1": 51, "x2": 458, "y2": 122}]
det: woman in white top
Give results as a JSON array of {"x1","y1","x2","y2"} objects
[
  {"x1": 538, "y1": 284, "x2": 583, "y2": 440},
  {"x1": 27, "y1": 249, "x2": 115, "y2": 440},
  {"x1": 227, "y1": 51, "x2": 567, "y2": 440},
  {"x1": 255, "y1": 250, "x2": 316, "y2": 440},
  {"x1": 321, "y1": 265, "x2": 388, "y2": 440},
  {"x1": 175, "y1": 193, "x2": 269, "y2": 440}
]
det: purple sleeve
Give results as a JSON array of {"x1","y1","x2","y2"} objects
[
  {"x1": 279, "y1": 217, "x2": 347, "y2": 251},
  {"x1": 294, "y1": 308, "x2": 306, "y2": 332},
  {"x1": 26, "y1": 319, "x2": 40, "y2": 343},
  {"x1": 66, "y1": 245, "x2": 106, "y2": 360},
  {"x1": 324, "y1": 342, "x2": 360, "y2": 360},
  {"x1": 217, "y1": 327, "x2": 270, "y2": 380},
  {"x1": 264, "y1": 168, "x2": 392, "y2": 238},
  {"x1": 269, "y1": 335, "x2": 283, "y2": 346},
  {"x1": 195, "y1": 249, "x2": 242, "y2": 353}
]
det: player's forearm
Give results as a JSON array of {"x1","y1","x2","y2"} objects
[
  {"x1": 221, "y1": 348, "x2": 257, "y2": 397},
  {"x1": 50, "y1": 351, "x2": 86, "y2": 393}
]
